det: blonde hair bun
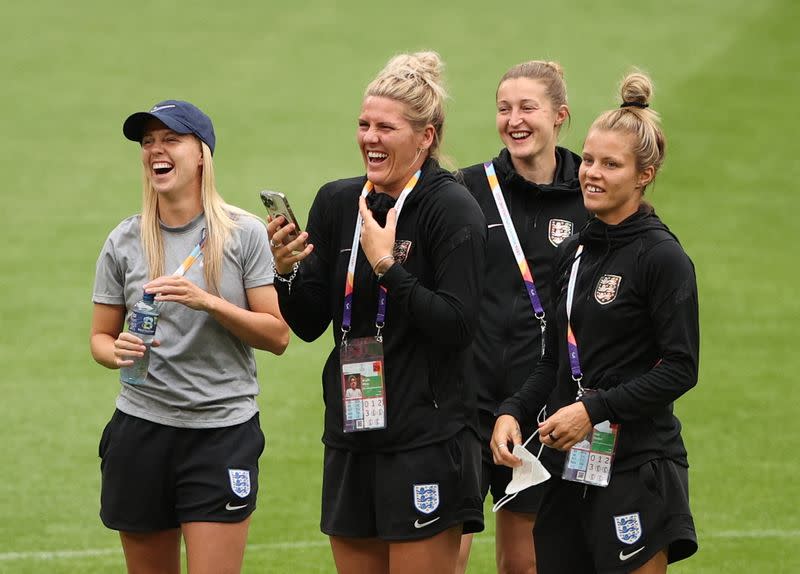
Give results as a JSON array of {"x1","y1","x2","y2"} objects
[
  {"x1": 365, "y1": 51, "x2": 449, "y2": 158},
  {"x1": 620, "y1": 72, "x2": 653, "y2": 108}
]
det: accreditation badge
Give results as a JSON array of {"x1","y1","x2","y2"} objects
[
  {"x1": 562, "y1": 390, "x2": 619, "y2": 487},
  {"x1": 340, "y1": 337, "x2": 386, "y2": 433}
]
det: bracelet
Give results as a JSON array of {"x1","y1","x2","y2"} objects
[
  {"x1": 372, "y1": 254, "x2": 395, "y2": 275},
  {"x1": 272, "y1": 261, "x2": 299, "y2": 293}
]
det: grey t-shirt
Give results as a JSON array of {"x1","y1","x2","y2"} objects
[{"x1": 93, "y1": 211, "x2": 274, "y2": 428}]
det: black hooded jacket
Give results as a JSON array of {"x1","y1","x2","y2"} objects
[
  {"x1": 275, "y1": 158, "x2": 487, "y2": 452},
  {"x1": 458, "y1": 147, "x2": 588, "y2": 418},
  {"x1": 498, "y1": 207, "x2": 699, "y2": 472}
]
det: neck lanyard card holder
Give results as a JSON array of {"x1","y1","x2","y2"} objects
[
  {"x1": 561, "y1": 392, "x2": 619, "y2": 487},
  {"x1": 340, "y1": 337, "x2": 386, "y2": 433},
  {"x1": 338, "y1": 171, "x2": 420, "y2": 433},
  {"x1": 561, "y1": 245, "x2": 620, "y2": 487}
]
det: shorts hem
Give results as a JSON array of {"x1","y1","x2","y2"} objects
[
  {"x1": 101, "y1": 508, "x2": 256, "y2": 532},
  {"x1": 599, "y1": 525, "x2": 697, "y2": 574},
  {"x1": 322, "y1": 515, "x2": 484, "y2": 542},
  {"x1": 101, "y1": 516, "x2": 178, "y2": 533},
  {"x1": 381, "y1": 511, "x2": 485, "y2": 542}
]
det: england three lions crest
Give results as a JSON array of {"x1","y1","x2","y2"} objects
[
  {"x1": 393, "y1": 240, "x2": 413, "y2": 264},
  {"x1": 595, "y1": 274, "x2": 622, "y2": 305},
  {"x1": 614, "y1": 512, "x2": 643, "y2": 544},
  {"x1": 228, "y1": 469, "x2": 251, "y2": 498},
  {"x1": 548, "y1": 219, "x2": 573, "y2": 246},
  {"x1": 413, "y1": 483, "x2": 440, "y2": 515}
]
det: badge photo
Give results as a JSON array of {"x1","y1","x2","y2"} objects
[
  {"x1": 595, "y1": 274, "x2": 622, "y2": 305},
  {"x1": 548, "y1": 218, "x2": 573, "y2": 247}
]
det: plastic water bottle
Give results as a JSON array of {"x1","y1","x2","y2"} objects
[{"x1": 119, "y1": 291, "x2": 159, "y2": 385}]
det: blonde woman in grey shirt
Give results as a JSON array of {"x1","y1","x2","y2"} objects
[{"x1": 90, "y1": 100, "x2": 288, "y2": 574}]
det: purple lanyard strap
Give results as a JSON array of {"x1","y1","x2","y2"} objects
[
  {"x1": 566, "y1": 244, "x2": 586, "y2": 396},
  {"x1": 341, "y1": 171, "x2": 420, "y2": 343},
  {"x1": 484, "y1": 162, "x2": 547, "y2": 353}
]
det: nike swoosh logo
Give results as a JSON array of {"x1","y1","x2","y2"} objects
[
  {"x1": 225, "y1": 502, "x2": 248, "y2": 511},
  {"x1": 488, "y1": 223, "x2": 504, "y2": 229},
  {"x1": 413, "y1": 517, "x2": 440, "y2": 529},
  {"x1": 619, "y1": 546, "x2": 645, "y2": 561},
  {"x1": 151, "y1": 104, "x2": 176, "y2": 112}
]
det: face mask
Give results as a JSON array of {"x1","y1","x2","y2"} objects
[{"x1": 492, "y1": 407, "x2": 552, "y2": 513}]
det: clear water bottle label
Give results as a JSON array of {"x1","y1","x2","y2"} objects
[{"x1": 129, "y1": 312, "x2": 157, "y2": 336}]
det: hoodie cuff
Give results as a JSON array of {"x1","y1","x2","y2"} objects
[
  {"x1": 378, "y1": 261, "x2": 407, "y2": 289},
  {"x1": 580, "y1": 392, "x2": 611, "y2": 425}
]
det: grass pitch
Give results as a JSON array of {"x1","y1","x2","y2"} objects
[{"x1": 1, "y1": 0, "x2": 798, "y2": 572}]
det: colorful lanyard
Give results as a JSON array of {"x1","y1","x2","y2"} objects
[
  {"x1": 484, "y1": 162, "x2": 547, "y2": 352},
  {"x1": 172, "y1": 228, "x2": 207, "y2": 277},
  {"x1": 566, "y1": 244, "x2": 585, "y2": 395},
  {"x1": 341, "y1": 170, "x2": 421, "y2": 342}
]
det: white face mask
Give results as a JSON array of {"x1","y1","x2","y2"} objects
[
  {"x1": 492, "y1": 409, "x2": 552, "y2": 513},
  {"x1": 505, "y1": 443, "x2": 551, "y2": 494}
]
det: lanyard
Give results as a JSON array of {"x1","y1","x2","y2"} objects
[
  {"x1": 341, "y1": 170, "x2": 421, "y2": 343},
  {"x1": 151, "y1": 227, "x2": 206, "y2": 311},
  {"x1": 172, "y1": 227, "x2": 207, "y2": 277},
  {"x1": 566, "y1": 244, "x2": 585, "y2": 395},
  {"x1": 484, "y1": 162, "x2": 547, "y2": 353}
]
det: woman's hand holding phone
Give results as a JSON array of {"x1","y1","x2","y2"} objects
[
  {"x1": 266, "y1": 216, "x2": 312, "y2": 274},
  {"x1": 261, "y1": 190, "x2": 313, "y2": 275}
]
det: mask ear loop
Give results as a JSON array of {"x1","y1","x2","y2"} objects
[
  {"x1": 492, "y1": 406, "x2": 548, "y2": 513},
  {"x1": 530, "y1": 404, "x2": 547, "y2": 459}
]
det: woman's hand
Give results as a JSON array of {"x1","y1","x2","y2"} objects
[
  {"x1": 491, "y1": 414, "x2": 524, "y2": 467},
  {"x1": 538, "y1": 402, "x2": 593, "y2": 451},
  {"x1": 267, "y1": 216, "x2": 313, "y2": 275},
  {"x1": 145, "y1": 276, "x2": 212, "y2": 311},
  {"x1": 113, "y1": 331, "x2": 161, "y2": 367},
  {"x1": 358, "y1": 196, "x2": 396, "y2": 273}
]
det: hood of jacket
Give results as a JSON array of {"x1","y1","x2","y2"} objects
[
  {"x1": 578, "y1": 205, "x2": 677, "y2": 250},
  {"x1": 365, "y1": 157, "x2": 454, "y2": 226},
  {"x1": 492, "y1": 146, "x2": 581, "y2": 196}
]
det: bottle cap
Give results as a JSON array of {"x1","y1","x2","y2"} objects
[{"x1": 143, "y1": 291, "x2": 156, "y2": 302}]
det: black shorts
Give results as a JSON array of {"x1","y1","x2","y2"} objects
[
  {"x1": 99, "y1": 409, "x2": 265, "y2": 531},
  {"x1": 534, "y1": 458, "x2": 697, "y2": 574},
  {"x1": 477, "y1": 410, "x2": 545, "y2": 514},
  {"x1": 321, "y1": 428, "x2": 484, "y2": 541}
]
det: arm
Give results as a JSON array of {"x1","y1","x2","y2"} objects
[
  {"x1": 581, "y1": 241, "x2": 700, "y2": 424},
  {"x1": 272, "y1": 184, "x2": 337, "y2": 342},
  {"x1": 490, "y1": 316, "x2": 560, "y2": 465},
  {"x1": 211, "y1": 284, "x2": 289, "y2": 354},
  {"x1": 497, "y1": 315, "x2": 560, "y2": 426},
  {"x1": 142, "y1": 279, "x2": 289, "y2": 354},
  {"x1": 90, "y1": 303, "x2": 157, "y2": 369}
]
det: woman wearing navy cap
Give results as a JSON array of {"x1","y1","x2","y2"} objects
[{"x1": 90, "y1": 100, "x2": 289, "y2": 573}]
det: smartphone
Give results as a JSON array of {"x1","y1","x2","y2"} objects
[{"x1": 260, "y1": 190, "x2": 303, "y2": 248}]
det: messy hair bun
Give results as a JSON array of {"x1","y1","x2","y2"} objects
[
  {"x1": 365, "y1": 51, "x2": 448, "y2": 158},
  {"x1": 589, "y1": 70, "x2": 666, "y2": 183}
]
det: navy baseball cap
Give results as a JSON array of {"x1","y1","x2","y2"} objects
[{"x1": 123, "y1": 100, "x2": 216, "y2": 154}]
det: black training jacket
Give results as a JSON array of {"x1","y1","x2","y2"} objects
[
  {"x1": 457, "y1": 147, "x2": 588, "y2": 420},
  {"x1": 498, "y1": 207, "x2": 699, "y2": 472},
  {"x1": 276, "y1": 158, "x2": 487, "y2": 452}
]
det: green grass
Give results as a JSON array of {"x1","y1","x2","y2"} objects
[{"x1": 1, "y1": 0, "x2": 798, "y2": 572}]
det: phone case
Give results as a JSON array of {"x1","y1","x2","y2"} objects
[{"x1": 260, "y1": 190, "x2": 301, "y2": 243}]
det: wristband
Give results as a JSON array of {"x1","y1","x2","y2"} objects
[{"x1": 372, "y1": 254, "x2": 395, "y2": 275}]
